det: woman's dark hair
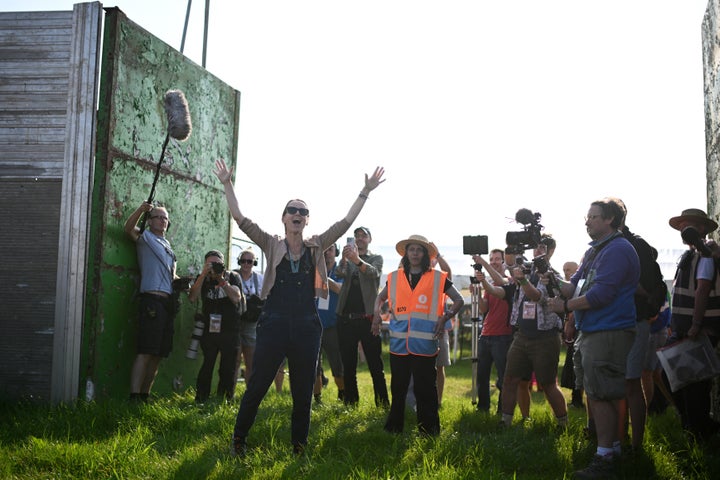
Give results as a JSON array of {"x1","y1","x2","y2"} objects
[{"x1": 400, "y1": 245, "x2": 431, "y2": 272}]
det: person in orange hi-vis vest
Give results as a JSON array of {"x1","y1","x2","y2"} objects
[{"x1": 372, "y1": 234, "x2": 464, "y2": 436}]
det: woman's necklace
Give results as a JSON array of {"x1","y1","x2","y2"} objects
[
  {"x1": 241, "y1": 276, "x2": 252, "y2": 295},
  {"x1": 285, "y1": 239, "x2": 302, "y2": 273}
]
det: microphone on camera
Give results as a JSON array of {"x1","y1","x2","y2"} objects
[
  {"x1": 515, "y1": 208, "x2": 535, "y2": 225},
  {"x1": 681, "y1": 226, "x2": 713, "y2": 257}
]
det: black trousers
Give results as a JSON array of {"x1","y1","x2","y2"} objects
[
  {"x1": 337, "y1": 315, "x2": 389, "y2": 406},
  {"x1": 196, "y1": 330, "x2": 239, "y2": 401},
  {"x1": 385, "y1": 354, "x2": 439, "y2": 435}
]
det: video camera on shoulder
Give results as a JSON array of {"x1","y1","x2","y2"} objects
[{"x1": 505, "y1": 208, "x2": 543, "y2": 254}]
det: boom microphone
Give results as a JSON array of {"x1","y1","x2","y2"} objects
[
  {"x1": 164, "y1": 89, "x2": 192, "y2": 141},
  {"x1": 681, "y1": 226, "x2": 713, "y2": 257},
  {"x1": 139, "y1": 89, "x2": 192, "y2": 232}
]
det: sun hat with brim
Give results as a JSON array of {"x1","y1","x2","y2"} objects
[
  {"x1": 669, "y1": 208, "x2": 718, "y2": 233},
  {"x1": 395, "y1": 234, "x2": 438, "y2": 258}
]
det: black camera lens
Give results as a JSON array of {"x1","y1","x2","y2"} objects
[{"x1": 211, "y1": 262, "x2": 225, "y2": 274}]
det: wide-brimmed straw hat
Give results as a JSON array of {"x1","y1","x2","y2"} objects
[
  {"x1": 669, "y1": 208, "x2": 718, "y2": 233},
  {"x1": 395, "y1": 234, "x2": 437, "y2": 258}
]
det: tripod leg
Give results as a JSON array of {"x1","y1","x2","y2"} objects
[
  {"x1": 471, "y1": 320, "x2": 478, "y2": 405},
  {"x1": 470, "y1": 283, "x2": 480, "y2": 406}
]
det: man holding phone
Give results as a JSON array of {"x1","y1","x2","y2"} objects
[{"x1": 335, "y1": 226, "x2": 389, "y2": 407}]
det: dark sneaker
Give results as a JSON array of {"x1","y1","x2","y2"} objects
[
  {"x1": 573, "y1": 454, "x2": 615, "y2": 479},
  {"x1": 292, "y1": 443, "x2": 305, "y2": 455},
  {"x1": 231, "y1": 437, "x2": 247, "y2": 457}
]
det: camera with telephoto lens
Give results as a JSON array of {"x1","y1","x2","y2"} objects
[
  {"x1": 505, "y1": 208, "x2": 544, "y2": 254},
  {"x1": 532, "y1": 254, "x2": 549, "y2": 274},
  {"x1": 172, "y1": 276, "x2": 193, "y2": 291},
  {"x1": 210, "y1": 261, "x2": 225, "y2": 275},
  {"x1": 515, "y1": 255, "x2": 533, "y2": 275},
  {"x1": 186, "y1": 313, "x2": 204, "y2": 359}
]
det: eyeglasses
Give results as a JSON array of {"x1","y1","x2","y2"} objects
[
  {"x1": 584, "y1": 214, "x2": 601, "y2": 222},
  {"x1": 285, "y1": 207, "x2": 309, "y2": 216},
  {"x1": 150, "y1": 215, "x2": 169, "y2": 221},
  {"x1": 238, "y1": 259, "x2": 254, "y2": 264}
]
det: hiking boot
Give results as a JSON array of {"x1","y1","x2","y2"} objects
[
  {"x1": 231, "y1": 437, "x2": 247, "y2": 457},
  {"x1": 573, "y1": 454, "x2": 616, "y2": 479}
]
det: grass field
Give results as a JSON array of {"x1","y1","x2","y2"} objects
[{"x1": 1, "y1": 346, "x2": 719, "y2": 479}]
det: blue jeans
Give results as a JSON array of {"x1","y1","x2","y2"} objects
[
  {"x1": 475, "y1": 335, "x2": 513, "y2": 412},
  {"x1": 233, "y1": 311, "x2": 322, "y2": 446}
]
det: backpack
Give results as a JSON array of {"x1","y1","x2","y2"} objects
[
  {"x1": 623, "y1": 228, "x2": 666, "y2": 319},
  {"x1": 645, "y1": 266, "x2": 668, "y2": 319}
]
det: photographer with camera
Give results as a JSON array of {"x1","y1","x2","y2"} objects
[
  {"x1": 188, "y1": 250, "x2": 244, "y2": 403},
  {"x1": 496, "y1": 232, "x2": 568, "y2": 428},
  {"x1": 124, "y1": 201, "x2": 180, "y2": 402}
]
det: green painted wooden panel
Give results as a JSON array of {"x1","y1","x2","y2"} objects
[{"x1": 83, "y1": 8, "x2": 240, "y2": 400}]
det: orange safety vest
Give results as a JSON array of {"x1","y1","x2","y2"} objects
[{"x1": 387, "y1": 268, "x2": 447, "y2": 356}]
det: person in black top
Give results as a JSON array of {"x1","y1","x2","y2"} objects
[{"x1": 188, "y1": 250, "x2": 244, "y2": 403}]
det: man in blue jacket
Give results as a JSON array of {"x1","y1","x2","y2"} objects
[{"x1": 548, "y1": 197, "x2": 640, "y2": 479}]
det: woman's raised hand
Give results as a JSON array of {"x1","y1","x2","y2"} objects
[
  {"x1": 364, "y1": 166, "x2": 386, "y2": 192},
  {"x1": 213, "y1": 158, "x2": 232, "y2": 184}
]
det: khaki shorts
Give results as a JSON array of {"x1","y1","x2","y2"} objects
[
  {"x1": 578, "y1": 328, "x2": 635, "y2": 400},
  {"x1": 504, "y1": 331, "x2": 561, "y2": 385}
]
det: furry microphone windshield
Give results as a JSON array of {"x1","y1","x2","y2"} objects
[
  {"x1": 139, "y1": 89, "x2": 193, "y2": 233},
  {"x1": 164, "y1": 89, "x2": 192, "y2": 141}
]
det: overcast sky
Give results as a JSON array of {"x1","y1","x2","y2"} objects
[{"x1": 7, "y1": 0, "x2": 713, "y2": 276}]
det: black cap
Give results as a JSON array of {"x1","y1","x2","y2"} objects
[{"x1": 354, "y1": 226, "x2": 371, "y2": 238}]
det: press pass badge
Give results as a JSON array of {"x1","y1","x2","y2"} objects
[{"x1": 209, "y1": 314, "x2": 222, "y2": 333}]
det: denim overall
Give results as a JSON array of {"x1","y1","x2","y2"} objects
[{"x1": 233, "y1": 249, "x2": 322, "y2": 448}]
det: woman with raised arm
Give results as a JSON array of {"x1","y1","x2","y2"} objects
[{"x1": 214, "y1": 159, "x2": 385, "y2": 456}]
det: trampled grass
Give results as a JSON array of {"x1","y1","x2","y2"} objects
[{"x1": 1, "y1": 350, "x2": 718, "y2": 479}]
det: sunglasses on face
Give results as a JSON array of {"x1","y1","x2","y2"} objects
[
  {"x1": 285, "y1": 206, "x2": 309, "y2": 216},
  {"x1": 238, "y1": 259, "x2": 254, "y2": 264}
]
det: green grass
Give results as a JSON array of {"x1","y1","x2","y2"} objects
[{"x1": 1, "y1": 349, "x2": 718, "y2": 479}]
